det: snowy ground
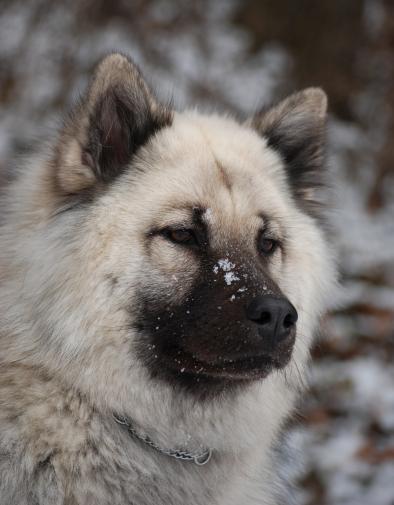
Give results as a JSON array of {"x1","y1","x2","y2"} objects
[{"x1": 0, "y1": 1, "x2": 393, "y2": 504}]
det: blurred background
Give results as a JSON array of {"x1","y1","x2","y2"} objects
[{"x1": 0, "y1": 1, "x2": 393, "y2": 504}]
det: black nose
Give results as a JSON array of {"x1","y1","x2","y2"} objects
[{"x1": 245, "y1": 295, "x2": 298, "y2": 342}]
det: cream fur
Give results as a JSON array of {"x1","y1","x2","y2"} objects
[{"x1": 0, "y1": 82, "x2": 336, "y2": 504}]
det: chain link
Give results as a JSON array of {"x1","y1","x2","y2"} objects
[{"x1": 113, "y1": 414, "x2": 212, "y2": 466}]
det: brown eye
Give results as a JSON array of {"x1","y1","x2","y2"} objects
[
  {"x1": 166, "y1": 228, "x2": 196, "y2": 246},
  {"x1": 258, "y1": 236, "x2": 279, "y2": 256}
]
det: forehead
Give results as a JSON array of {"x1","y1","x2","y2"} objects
[{"x1": 122, "y1": 111, "x2": 295, "y2": 226}]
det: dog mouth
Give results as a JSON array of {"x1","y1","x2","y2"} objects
[
  {"x1": 194, "y1": 354, "x2": 277, "y2": 380},
  {"x1": 158, "y1": 343, "x2": 293, "y2": 381}
]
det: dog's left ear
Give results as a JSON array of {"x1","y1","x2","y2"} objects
[
  {"x1": 53, "y1": 53, "x2": 172, "y2": 195},
  {"x1": 250, "y1": 88, "x2": 328, "y2": 208}
]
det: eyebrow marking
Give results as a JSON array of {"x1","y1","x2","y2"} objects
[
  {"x1": 192, "y1": 206, "x2": 207, "y2": 228},
  {"x1": 148, "y1": 205, "x2": 208, "y2": 234}
]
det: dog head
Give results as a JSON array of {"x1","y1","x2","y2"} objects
[{"x1": 2, "y1": 54, "x2": 336, "y2": 433}]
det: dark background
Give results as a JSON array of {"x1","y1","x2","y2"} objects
[{"x1": 0, "y1": 1, "x2": 393, "y2": 504}]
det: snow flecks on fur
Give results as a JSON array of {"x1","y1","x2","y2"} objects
[
  {"x1": 213, "y1": 258, "x2": 241, "y2": 286},
  {"x1": 224, "y1": 271, "x2": 240, "y2": 286}
]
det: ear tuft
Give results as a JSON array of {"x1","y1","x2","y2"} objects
[
  {"x1": 54, "y1": 53, "x2": 172, "y2": 196},
  {"x1": 251, "y1": 87, "x2": 328, "y2": 215}
]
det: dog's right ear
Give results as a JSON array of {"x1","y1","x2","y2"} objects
[{"x1": 53, "y1": 53, "x2": 172, "y2": 195}]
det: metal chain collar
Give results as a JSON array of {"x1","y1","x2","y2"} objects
[{"x1": 113, "y1": 413, "x2": 212, "y2": 466}]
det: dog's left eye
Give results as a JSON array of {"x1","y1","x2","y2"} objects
[{"x1": 166, "y1": 228, "x2": 197, "y2": 246}]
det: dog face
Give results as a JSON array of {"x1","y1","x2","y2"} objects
[
  {"x1": 129, "y1": 118, "x2": 302, "y2": 390},
  {"x1": 3, "y1": 54, "x2": 336, "y2": 411},
  {"x1": 118, "y1": 108, "x2": 332, "y2": 397}
]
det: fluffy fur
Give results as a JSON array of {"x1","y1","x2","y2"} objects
[{"x1": 0, "y1": 53, "x2": 337, "y2": 504}]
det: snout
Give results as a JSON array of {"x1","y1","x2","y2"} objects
[
  {"x1": 138, "y1": 272, "x2": 299, "y2": 384},
  {"x1": 183, "y1": 294, "x2": 298, "y2": 379}
]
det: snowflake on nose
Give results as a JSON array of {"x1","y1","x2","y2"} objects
[{"x1": 213, "y1": 258, "x2": 240, "y2": 286}]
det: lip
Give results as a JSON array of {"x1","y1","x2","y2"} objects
[
  {"x1": 161, "y1": 347, "x2": 291, "y2": 381},
  {"x1": 207, "y1": 354, "x2": 277, "y2": 380}
]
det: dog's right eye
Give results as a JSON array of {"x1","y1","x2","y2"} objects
[{"x1": 165, "y1": 228, "x2": 197, "y2": 246}]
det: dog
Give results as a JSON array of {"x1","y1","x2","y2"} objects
[{"x1": 0, "y1": 53, "x2": 336, "y2": 504}]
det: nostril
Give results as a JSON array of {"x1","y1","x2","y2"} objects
[
  {"x1": 283, "y1": 304, "x2": 298, "y2": 329},
  {"x1": 283, "y1": 313, "x2": 295, "y2": 329},
  {"x1": 258, "y1": 311, "x2": 271, "y2": 325}
]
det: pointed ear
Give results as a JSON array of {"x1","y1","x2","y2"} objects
[
  {"x1": 250, "y1": 88, "x2": 328, "y2": 212},
  {"x1": 53, "y1": 53, "x2": 172, "y2": 195}
]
